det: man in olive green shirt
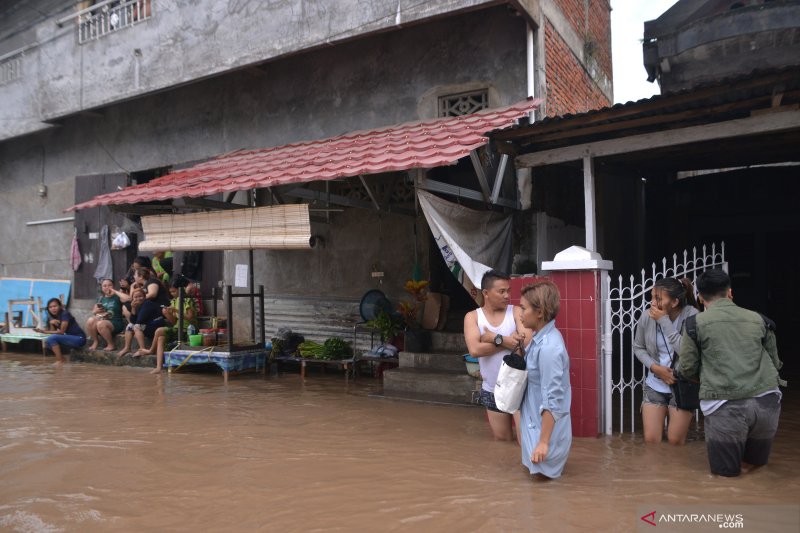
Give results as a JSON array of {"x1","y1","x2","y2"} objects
[{"x1": 679, "y1": 269, "x2": 783, "y2": 477}]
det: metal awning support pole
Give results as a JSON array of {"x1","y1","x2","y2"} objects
[
  {"x1": 259, "y1": 285, "x2": 265, "y2": 348},
  {"x1": 249, "y1": 190, "x2": 256, "y2": 342},
  {"x1": 490, "y1": 154, "x2": 509, "y2": 205},
  {"x1": 177, "y1": 287, "x2": 185, "y2": 345},
  {"x1": 469, "y1": 150, "x2": 492, "y2": 202},
  {"x1": 226, "y1": 285, "x2": 234, "y2": 348},
  {"x1": 212, "y1": 287, "x2": 218, "y2": 318},
  {"x1": 249, "y1": 249, "x2": 255, "y2": 341},
  {"x1": 415, "y1": 175, "x2": 519, "y2": 209},
  {"x1": 583, "y1": 154, "x2": 597, "y2": 251},
  {"x1": 358, "y1": 175, "x2": 381, "y2": 210}
]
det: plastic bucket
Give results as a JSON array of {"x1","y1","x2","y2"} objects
[
  {"x1": 463, "y1": 354, "x2": 482, "y2": 379},
  {"x1": 189, "y1": 334, "x2": 204, "y2": 347}
]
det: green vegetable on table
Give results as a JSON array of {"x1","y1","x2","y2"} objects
[{"x1": 299, "y1": 338, "x2": 353, "y2": 360}]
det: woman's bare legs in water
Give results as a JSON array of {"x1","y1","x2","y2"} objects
[
  {"x1": 85, "y1": 316, "x2": 100, "y2": 350},
  {"x1": 136, "y1": 327, "x2": 167, "y2": 357},
  {"x1": 149, "y1": 336, "x2": 167, "y2": 374},
  {"x1": 50, "y1": 343, "x2": 65, "y2": 363},
  {"x1": 131, "y1": 327, "x2": 150, "y2": 356},
  {"x1": 116, "y1": 329, "x2": 134, "y2": 357},
  {"x1": 96, "y1": 320, "x2": 117, "y2": 351}
]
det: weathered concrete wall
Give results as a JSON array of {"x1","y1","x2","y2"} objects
[
  {"x1": 240, "y1": 208, "x2": 426, "y2": 301},
  {"x1": 0, "y1": 7, "x2": 527, "y2": 324},
  {"x1": 225, "y1": 208, "x2": 428, "y2": 340},
  {"x1": 0, "y1": 0, "x2": 500, "y2": 140},
  {"x1": 0, "y1": 1, "x2": 615, "y2": 341}
]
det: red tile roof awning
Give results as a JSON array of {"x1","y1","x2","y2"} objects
[{"x1": 66, "y1": 98, "x2": 540, "y2": 212}]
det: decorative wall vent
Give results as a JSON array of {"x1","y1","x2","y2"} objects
[{"x1": 438, "y1": 89, "x2": 489, "y2": 117}]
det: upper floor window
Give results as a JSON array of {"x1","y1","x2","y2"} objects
[
  {"x1": 438, "y1": 89, "x2": 489, "y2": 117},
  {"x1": 75, "y1": 0, "x2": 152, "y2": 44},
  {"x1": 0, "y1": 52, "x2": 23, "y2": 85}
]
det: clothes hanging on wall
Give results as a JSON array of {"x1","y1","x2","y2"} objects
[
  {"x1": 70, "y1": 230, "x2": 82, "y2": 272},
  {"x1": 93, "y1": 224, "x2": 113, "y2": 282}
]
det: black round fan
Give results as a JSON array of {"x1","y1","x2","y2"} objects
[{"x1": 359, "y1": 289, "x2": 392, "y2": 321}]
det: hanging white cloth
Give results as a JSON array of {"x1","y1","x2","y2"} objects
[{"x1": 417, "y1": 190, "x2": 514, "y2": 301}]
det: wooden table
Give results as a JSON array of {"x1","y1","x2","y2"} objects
[{"x1": 274, "y1": 355, "x2": 355, "y2": 378}]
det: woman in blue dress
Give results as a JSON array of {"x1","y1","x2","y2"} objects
[
  {"x1": 34, "y1": 298, "x2": 86, "y2": 363},
  {"x1": 518, "y1": 280, "x2": 571, "y2": 478}
]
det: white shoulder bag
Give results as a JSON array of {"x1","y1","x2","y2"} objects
[{"x1": 493, "y1": 342, "x2": 527, "y2": 413}]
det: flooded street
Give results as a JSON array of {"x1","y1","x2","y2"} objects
[{"x1": 1, "y1": 353, "x2": 799, "y2": 532}]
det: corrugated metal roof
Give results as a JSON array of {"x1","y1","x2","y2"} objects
[
  {"x1": 66, "y1": 98, "x2": 541, "y2": 212},
  {"x1": 490, "y1": 68, "x2": 800, "y2": 147}
]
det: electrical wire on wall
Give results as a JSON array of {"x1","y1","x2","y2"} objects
[{"x1": 91, "y1": 126, "x2": 130, "y2": 174}]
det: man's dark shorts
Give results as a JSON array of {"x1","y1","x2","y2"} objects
[
  {"x1": 480, "y1": 389, "x2": 504, "y2": 413},
  {"x1": 704, "y1": 393, "x2": 781, "y2": 477}
]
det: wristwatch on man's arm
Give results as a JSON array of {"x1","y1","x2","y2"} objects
[{"x1": 494, "y1": 334, "x2": 504, "y2": 347}]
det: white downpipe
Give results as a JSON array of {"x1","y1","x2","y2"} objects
[
  {"x1": 583, "y1": 155, "x2": 597, "y2": 251},
  {"x1": 526, "y1": 25, "x2": 535, "y2": 123}
]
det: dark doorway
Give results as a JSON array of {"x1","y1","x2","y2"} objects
[
  {"x1": 765, "y1": 229, "x2": 800, "y2": 381},
  {"x1": 654, "y1": 166, "x2": 800, "y2": 381}
]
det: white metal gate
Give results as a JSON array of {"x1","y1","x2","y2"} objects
[{"x1": 601, "y1": 243, "x2": 727, "y2": 435}]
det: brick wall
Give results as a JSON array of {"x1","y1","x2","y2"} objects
[
  {"x1": 552, "y1": 0, "x2": 612, "y2": 77},
  {"x1": 544, "y1": 21, "x2": 610, "y2": 117},
  {"x1": 544, "y1": 0, "x2": 612, "y2": 117},
  {"x1": 587, "y1": 0, "x2": 612, "y2": 79},
  {"x1": 553, "y1": 0, "x2": 586, "y2": 37}
]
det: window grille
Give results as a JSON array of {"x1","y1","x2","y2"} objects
[
  {"x1": 0, "y1": 53, "x2": 23, "y2": 85},
  {"x1": 438, "y1": 90, "x2": 489, "y2": 117}
]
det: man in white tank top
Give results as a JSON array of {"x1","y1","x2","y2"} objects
[{"x1": 464, "y1": 270, "x2": 531, "y2": 441}]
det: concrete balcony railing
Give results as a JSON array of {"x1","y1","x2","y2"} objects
[{"x1": 65, "y1": 0, "x2": 153, "y2": 44}]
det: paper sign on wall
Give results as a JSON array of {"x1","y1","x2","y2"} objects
[{"x1": 234, "y1": 264, "x2": 248, "y2": 288}]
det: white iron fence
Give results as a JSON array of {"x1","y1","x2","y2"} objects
[
  {"x1": 78, "y1": 0, "x2": 152, "y2": 44},
  {"x1": 601, "y1": 243, "x2": 727, "y2": 435}
]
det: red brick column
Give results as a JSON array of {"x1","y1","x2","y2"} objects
[{"x1": 511, "y1": 246, "x2": 613, "y2": 438}]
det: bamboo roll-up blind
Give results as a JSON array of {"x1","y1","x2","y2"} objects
[{"x1": 138, "y1": 204, "x2": 312, "y2": 251}]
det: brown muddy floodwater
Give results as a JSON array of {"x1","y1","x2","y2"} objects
[{"x1": 1, "y1": 353, "x2": 799, "y2": 533}]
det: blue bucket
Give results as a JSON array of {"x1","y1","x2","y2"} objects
[{"x1": 463, "y1": 354, "x2": 481, "y2": 379}]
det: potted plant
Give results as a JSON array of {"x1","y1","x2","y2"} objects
[
  {"x1": 364, "y1": 309, "x2": 403, "y2": 344},
  {"x1": 398, "y1": 280, "x2": 432, "y2": 352}
]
